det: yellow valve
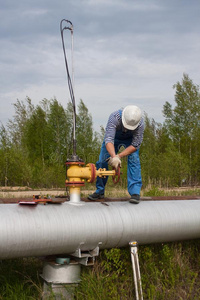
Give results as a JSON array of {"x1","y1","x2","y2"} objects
[
  {"x1": 96, "y1": 168, "x2": 116, "y2": 178},
  {"x1": 65, "y1": 161, "x2": 120, "y2": 202},
  {"x1": 66, "y1": 163, "x2": 116, "y2": 184}
]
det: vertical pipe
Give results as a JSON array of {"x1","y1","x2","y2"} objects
[
  {"x1": 71, "y1": 24, "x2": 76, "y2": 157},
  {"x1": 129, "y1": 241, "x2": 143, "y2": 300},
  {"x1": 69, "y1": 187, "x2": 81, "y2": 203}
]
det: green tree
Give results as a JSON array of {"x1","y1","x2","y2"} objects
[
  {"x1": 0, "y1": 124, "x2": 31, "y2": 186},
  {"x1": 8, "y1": 97, "x2": 34, "y2": 148},
  {"x1": 25, "y1": 105, "x2": 51, "y2": 167},
  {"x1": 47, "y1": 98, "x2": 71, "y2": 164},
  {"x1": 76, "y1": 99, "x2": 96, "y2": 162},
  {"x1": 140, "y1": 114, "x2": 160, "y2": 187},
  {"x1": 163, "y1": 73, "x2": 200, "y2": 185},
  {"x1": 0, "y1": 125, "x2": 10, "y2": 186}
]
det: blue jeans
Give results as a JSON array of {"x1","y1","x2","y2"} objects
[{"x1": 95, "y1": 139, "x2": 142, "y2": 196}]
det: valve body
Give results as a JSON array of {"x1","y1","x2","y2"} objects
[{"x1": 65, "y1": 162, "x2": 116, "y2": 202}]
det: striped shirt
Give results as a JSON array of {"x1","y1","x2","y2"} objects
[{"x1": 104, "y1": 109, "x2": 144, "y2": 150}]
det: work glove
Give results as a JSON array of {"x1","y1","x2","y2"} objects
[{"x1": 107, "y1": 155, "x2": 121, "y2": 170}]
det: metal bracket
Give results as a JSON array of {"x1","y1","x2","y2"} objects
[{"x1": 70, "y1": 242, "x2": 102, "y2": 266}]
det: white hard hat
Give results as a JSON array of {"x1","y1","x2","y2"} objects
[{"x1": 122, "y1": 105, "x2": 142, "y2": 130}]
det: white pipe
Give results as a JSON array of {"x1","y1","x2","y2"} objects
[{"x1": 0, "y1": 200, "x2": 200, "y2": 259}]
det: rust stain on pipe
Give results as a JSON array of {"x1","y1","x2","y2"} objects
[{"x1": 1, "y1": 195, "x2": 200, "y2": 204}]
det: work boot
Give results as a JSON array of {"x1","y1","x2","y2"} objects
[
  {"x1": 129, "y1": 194, "x2": 140, "y2": 204},
  {"x1": 88, "y1": 192, "x2": 104, "y2": 201}
]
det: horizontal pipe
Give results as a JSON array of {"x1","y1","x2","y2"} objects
[{"x1": 0, "y1": 200, "x2": 200, "y2": 259}]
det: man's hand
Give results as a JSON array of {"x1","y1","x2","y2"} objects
[{"x1": 107, "y1": 155, "x2": 121, "y2": 170}]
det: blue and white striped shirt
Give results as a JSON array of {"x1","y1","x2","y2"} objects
[{"x1": 104, "y1": 109, "x2": 144, "y2": 150}]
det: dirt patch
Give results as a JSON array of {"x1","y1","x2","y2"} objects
[{"x1": 0, "y1": 189, "x2": 66, "y2": 199}]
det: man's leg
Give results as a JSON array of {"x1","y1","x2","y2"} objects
[
  {"x1": 127, "y1": 149, "x2": 142, "y2": 197},
  {"x1": 95, "y1": 142, "x2": 110, "y2": 195},
  {"x1": 95, "y1": 140, "x2": 121, "y2": 193},
  {"x1": 88, "y1": 140, "x2": 122, "y2": 200}
]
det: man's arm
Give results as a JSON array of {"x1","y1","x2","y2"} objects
[
  {"x1": 106, "y1": 142, "x2": 121, "y2": 169},
  {"x1": 106, "y1": 142, "x2": 116, "y2": 158},
  {"x1": 106, "y1": 143, "x2": 136, "y2": 159},
  {"x1": 118, "y1": 145, "x2": 136, "y2": 158}
]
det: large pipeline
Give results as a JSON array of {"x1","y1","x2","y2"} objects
[{"x1": 0, "y1": 200, "x2": 200, "y2": 259}]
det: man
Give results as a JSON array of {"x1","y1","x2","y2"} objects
[{"x1": 88, "y1": 105, "x2": 144, "y2": 204}]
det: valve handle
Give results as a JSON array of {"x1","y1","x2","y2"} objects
[{"x1": 112, "y1": 166, "x2": 121, "y2": 184}]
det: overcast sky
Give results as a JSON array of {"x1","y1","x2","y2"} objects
[{"x1": 1, "y1": 0, "x2": 200, "y2": 132}]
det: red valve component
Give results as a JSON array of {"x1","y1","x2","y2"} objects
[
  {"x1": 65, "y1": 181, "x2": 85, "y2": 187},
  {"x1": 87, "y1": 163, "x2": 96, "y2": 183},
  {"x1": 65, "y1": 161, "x2": 85, "y2": 166},
  {"x1": 112, "y1": 166, "x2": 121, "y2": 184}
]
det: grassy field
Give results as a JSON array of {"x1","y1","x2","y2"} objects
[
  {"x1": 0, "y1": 241, "x2": 200, "y2": 299},
  {"x1": 76, "y1": 241, "x2": 200, "y2": 300},
  {"x1": 0, "y1": 187, "x2": 200, "y2": 299}
]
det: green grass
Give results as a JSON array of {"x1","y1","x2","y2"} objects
[
  {"x1": 1, "y1": 242, "x2": 200, "y2": 299},
  {"x1": 75, "y1": 241, "x2": 200, "y2": 300},
  {"x1": 143, "y1": 186, "x2": 200, "y2": 197},
  {"x1": 0, "y1": 258, "x2": 43, "y2": 300},
  {"x1": 82, "y1": 184, "x2": 200, "y2": 198}
]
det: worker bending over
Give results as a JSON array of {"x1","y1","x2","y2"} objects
[{"x1": 88, "y1": 105, "x2": 144, "y2": 204}]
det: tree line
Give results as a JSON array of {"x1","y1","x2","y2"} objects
[{"x1": 0, "y1": 74, "x2": 199, "y2": 188}]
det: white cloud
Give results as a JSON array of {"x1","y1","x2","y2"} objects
[
  {"x1": 21, "y1": 8, "x2": 48, "y2": 17},
  {"x1": 0, "y1": 0, "x2": 200, "y2": 132},
  {"x1": 85, "y1": 0, "x2": 162, "y2": 11}
]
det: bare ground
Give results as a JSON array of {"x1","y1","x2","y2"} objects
[{"x1": 0, "y1": 185, "x2": 200, "y2": 199}]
